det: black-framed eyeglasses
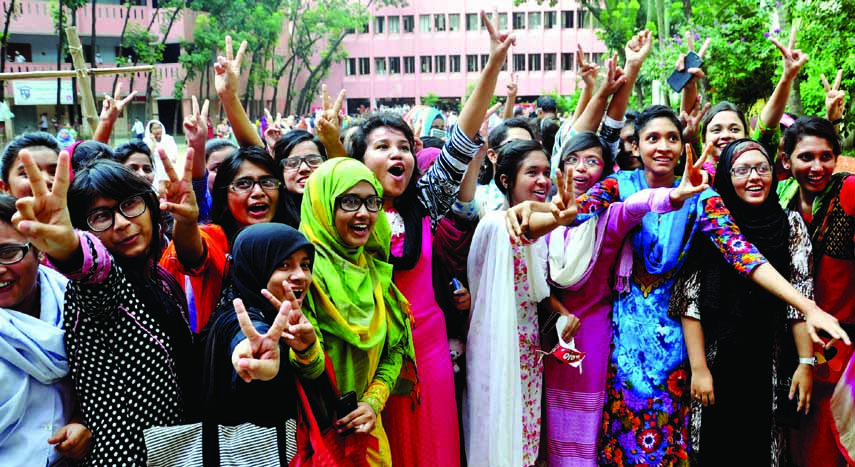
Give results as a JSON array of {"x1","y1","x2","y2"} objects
[
  {"x1": 336, "y1": 194, "x2": 384, "y2": 213},
  {"x1": 229, "y1": 177, "x2": 282, "y2": 193},
  {"x1": 281, "y1": 154, "x2": 324, "y2": 171},
  {"x1": 0, "y1": 242, "x2": 31, "y2": 265},
  {"x1": 86, "y1": 195, "x2": 148, "y2": 232},
  {"x1": 730, "y1": 163, "x2": 772, "y2": 179}
]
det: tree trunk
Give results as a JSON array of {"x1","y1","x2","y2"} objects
[
  {"x1": 90, "y1": 0, "x2": 96, "y2": 99},
  {"x1": 242, "y1": 56, "x2": 256, "y2": 116},
  {"x1": 293, "y1": 33, "x2": 347, "y2": 114},
  {"x1": 0, "y1": 0, "x2": 16, "y2": 102}
]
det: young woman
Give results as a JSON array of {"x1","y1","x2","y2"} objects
[
  {"x1": 0, "y1": 132, "x2": 59, "y2": 198},
  {"x1": 13, "y1": 154, "x2": 199, "y2": 466},
  {"x1": 144, "y1": 120, "x2": 178, "y2": 185},
  {"x1": 466, "y1": 139, "x2": 559, "y2": 466},
  {"x1": 113, "y1": 140, "x2": 156, "y2": 185},
  {"x1": 273, "y1": 129, "x2": 327, "y2": 224},
  {"x1": 0, "y1": 194, "x2": 92, "y2": 465},
  {"x1": 160, "y1": 146, "x2": 292, "y2": 331},
  {"x1": 777, "y1": 116, "x2": 855, "y2": 467},
  {"x1": 203, "y1": 223, "x2": 324, "y2": 429},
  {"x1": 572, "y1": 105, "x2": 847, "y2": 466},
  {"x1": 475, "y1": 117, "x2": 535, "y2": 216},
  {"x1": 299, "y1": 158, "x2": 415, "y2": 465},
  {"x1": 673, "y1": 139, "x2": 814, "y2": 466}
]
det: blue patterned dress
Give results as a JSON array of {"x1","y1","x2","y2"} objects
[{"x1": 574, "y1": 171, "x2": 767, "y2": 467}]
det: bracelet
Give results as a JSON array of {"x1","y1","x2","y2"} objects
[
  {"x1": 798, "y1": 356, "x2": 817, "y2": 367},
  {"x1": 831, "y1": 118, "x2": 844, "y2": 125}
]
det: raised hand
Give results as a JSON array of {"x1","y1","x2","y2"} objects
[
  {"x1": 770, "y1": 18, "x2": 808, "y2": 81},
  {"x1": 11, "y1": 150, "x2": 78, "y2": 262},
  {"x1": 680, "y1": 98, "x2": 711, "y2": 144},
  {"x1": 214, "y1": 35, "x2": 248, "y2": 97},
  {"x1": 577, "y1": 44, "x2": 599, "y2": 88},
  {"x1": 822, "y1": 69, "x2": 846, "y2": 122},
  {"x1": 671, "y1": 144, "x2": 710, "y2": 205},
  {"x1": 48, "y1": 423, "x2": 92, "y2": 459},
  {"x1": 316, "y1": 83, "x2": 346, "y2": 149},
  {"x1": 263, "y1": 108, "x2": 283, "y2": 149},
  {"x1": 482, "y1": 9, "x2": 515, "y2": 63},
  {"x1": 99, "y1": 82, "x2": 137, "y2": 123},
  {"x1": 261, "y1": 280, "x2": 317, "y2": 352},
  {"x1": 550, "y1": 168, "x2": 578, "y2": 225},
  {"x1": 183, "y1": 96, "x2": 209, "y2": 145},
  {"x1": 158, "y1": 148, "x2": 198, "y2": 225},
  {"x1": 506, "y1": 72, "x2": 519, "y2": 96},
  {"x1": 597, "y1": 54, "x2": 626, "y2": 98},
  {"x1": 624, "y1": 30, "x2": 653, "y2": 68},
  {"x1": 675, "y1": 32, "x2": 711, "y2": 82},
  {"x1": 231, "y1": 297, "x2": 291, "y2": 383}
]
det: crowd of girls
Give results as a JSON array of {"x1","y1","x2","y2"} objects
[{"x1": 1, "y1": 8, "x2": 854, "y2": 467}]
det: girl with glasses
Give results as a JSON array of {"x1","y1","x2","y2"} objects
[
  {"x1": 0, "y1": 194, "x2": 93, "y2": 465},
  {"x1": 12, "y1": 155, "x2": 199, "y2": 466},
  {"x1": 273, "y1": 130, "x2": 328, "y2": 225},
  {"x1": 672, "y1": 139, "x2": 815, "y2": 466},
  {"x1": 298, "y1": 158, "x2": 415, "y2": 465},
  {"x1": 160, "y1": 146, "x2": 293, "y2": 331}
]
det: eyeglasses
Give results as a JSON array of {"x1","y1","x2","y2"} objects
[
  {"x1": 730, "y1": 163, "x2": 772, "y2": 179},
  {"x1": 336, "y1": 194, "x2": 384, "y2": 213},
  {"x1": 281, "y1": 154, "x2": 324, "y2": 171},
  {"x1": 564, "y1": 155, "x2": 604, "y2": 168},
  {"x1": 86, "y1": 195, "x2": 148, "y2": 232},
  {"x1": 229, "y1": 177, "x2": 282, "y2": 193},
  {"x1": 0, "y1": 242, "x2": 31, "y2": 265}
]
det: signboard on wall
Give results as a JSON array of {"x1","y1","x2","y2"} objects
[{"x1": 12, "y1": 80, "x2": 73, "y2": 105}]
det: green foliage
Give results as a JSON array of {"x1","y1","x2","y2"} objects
[
  {"x1": 545, "y1": 90, "x2": 579, "y2": 115},
  {"x1": 421, "y1": 92, "x2": 440, "y2": 108}
]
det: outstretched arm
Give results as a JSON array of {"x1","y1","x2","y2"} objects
[
  {"x1": 502, "y1": 73, "x2": 518, "y2": 120},
  {"x1": 182, "y1": 96, "x2": 210, "y2": 180},
  {"x1": 93, "y1": 83, "x2": 137, "y2": 144},
  {"x1": 215, "y1": 36, "x2": 263, "y2": 148},
  {"x1": 760, "y1": 19, "x2": 808, "y2": 133}
]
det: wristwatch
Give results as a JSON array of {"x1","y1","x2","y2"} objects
[{"x1": 799, "y1": 357, "x2": 817, "y2": 367}]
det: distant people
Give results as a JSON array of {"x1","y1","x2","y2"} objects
[
  {"x1": 94, "y1": 53, "x2": 103, "y2": 65},
  {"x1": 39, "y1": 113, "x2": 49, "y2": 132},
  {"x1": 131, "y1": 119, "x2": 145, "y2": 140},
  {"x1": 56, "y1": 128, "x2": 75, "y2": 149},
  {"x1": 14, "y1": 51, "x2": 25, "y2": 63},
  {"x1": 536, "y1": 95, "x2": 558, "y2": 120}
]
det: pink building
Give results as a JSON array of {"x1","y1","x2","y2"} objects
[{"x1": 327, "y1": 0, "x2": 607, "y2": 113}]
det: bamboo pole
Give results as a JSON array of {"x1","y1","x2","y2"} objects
[
  {"x1": 0, "y1": 65, "x2": 155, "y2": 80},
  {"x1": 65, "y1": 26, "x2": 98, "y2": 135}
]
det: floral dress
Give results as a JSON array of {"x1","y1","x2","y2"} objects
[{"x1": 513, "y1": 242, "x2": 544, "y2": 465}]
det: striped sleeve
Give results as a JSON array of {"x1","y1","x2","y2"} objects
[{"x1": 417, "y1": 124, "x2": 481, "y2": 227}]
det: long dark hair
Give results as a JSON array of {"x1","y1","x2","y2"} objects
[
  {"x1": 210, "y1": 146, "x2": 294, "y2": 242},
  {"x1": 700, "y1": 101, "x2": 748, "y2": 143},
  {"x1": 479, "y1": 117, "x2": 535, "y2": 185},
  {"x1": 67, "y1": 159, "x2": 163, "y2": 265},
  {"x1": 272, "y1": 130, "x2": 327, "y2": 224},
  {"x1": 782, "y1": 116, "x2": 841, "y2": 158},
  {"x1": 113, "y1": 140, "x2": 154, "y2": 165},
  {"x1": 1, "y1": 132, "x2": 59, "y2": 183},
  {"x1": 560, "y1": 131, "x2": 614, "y2": 178},
  {"x1": 494, "y1": 139, "x2": 548, "y2": 204},
  {"x1": 349, "y1": 113, "x2": 421, "y2": 271}
]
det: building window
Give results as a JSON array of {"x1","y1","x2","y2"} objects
[
  {"x1": 403, "y1": 15, "x2": 414, "y2": 33},
  {"x1": 561, "y1": 52, "x2": 574, "y2": 71},
  {"x1": 434, "y1": 14, "x2": 446, "y2": 32},
  {"x1": 389, "y1": 56, "x2": 401, "y2": 74},
  {"x1": 466, "y1": 13, "x2": 478, "y2": 31},
  {"x1": 359, "y1": 57, "x2": 370, "y2": 75},
  {"x1": 528, "y1": 54, "x2": 541, "y2": 71},
  {"x1": 360, "y1": 21, "x2": 369, "y2": 33},
  {"x1": 450, "y1": 55, "x2": 461, "y2": 73},
  {"x1": 435, "y1": 55, "x2": 446, "y2": 73},
  {"x1": 577, "y1": 10, "x2": 588, "y2": 28},
  {"x1": 346, "y1": 58, "x2": 356, "y2": 76},
  {"x1": 591, "y1": 52, "x2": 604, "y2": 65},
  {"x1": 544, "y1": 11, "x2": 556, "y2": 29},
  {"x1": 449, "y1": 13, "x2": 460, "y2": 32},
  {"x1": 512, "y1": 12, "x2": 525, "y2": 30},
  {"x1": 528, "y1": 12, "x2": 541, "y2": 29},
  {"x1": 420, "y1": 56, "x2": 432, "y2": 73},
  {"x1": 404, "y1": 56, "x2": 415, "y2": 74},
  {"x1": 420, "y1": 15, "x2": 431, "y2": 32},
  {"x1": 481, "y1": 11, "x2": 490, "y2": 30},
  {"x1": 374, "y1": 57, "x2": 386, "y2": 74},
  {"x1": 481, "y1": 54, "x2": 489, "y2": 69},
  {"x1": 374, "y1": 16, "x2": 385, "y2": 34},
  {"x1": 466, "y1": 54, "x2": 479, "y2": 72},
  {"x1": 389, "y1": 16, "x2": 400, "y2": 33},
  {"x1": 498, "y1": 13, "x2": 508, "y2": 31},
  {"x1": 544, "y1": 53, "x2": 556, "y2": 71},
  {"x1": 561, "y1": 10, "x2": 574, "y2": 28},
  {"x1": 513, "y1": 53, "x2": 526, "y2": 71}
]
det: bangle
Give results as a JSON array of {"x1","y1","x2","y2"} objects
[
  {"x1": 798, "y1": 357, "x2": 817, "y2": 367},
  {"x1": 831, "y1": 118, "x2": 844, "y2": 126}
]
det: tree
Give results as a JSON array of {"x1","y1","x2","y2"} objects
[{"x1": 0, "y1": 0, "x2": 21, "y2": 101}]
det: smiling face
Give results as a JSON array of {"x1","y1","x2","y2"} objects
[
  {"x1": 636, "y1": 117, "x2": 683, "y2": 187},
  {"x1": 563, "y1": 146, "x2": 605, "y2": 197},
  {"x1": 334, "y1": 181, "x2": 379, "y2": 248},
  {"x1": 227, "y1": 161, "x2": 280, "y2": 228},
  {"x1": 0, "y1": 221, "x2": 39, "y2": 312},
  {"x1": 150, "y1": 122, "x2": 163, "y2": 141},
  {"x1": 361, "y1": 126, "x2": 414, "y2": 204},
  {"x1": 782, "y1": 135, "x2": 837, "y2": 196},
  {"x1": 266, "y1": 247, "x2": 313, "y2": 308},
  {"x1": 502, "y1": 150, "x2": 552, "y2": 206},
  {"x1": 1, "y1": 147, "x2": 59, "y2": 198},
  {"x1": 282, "y1": 140, "x2": 322, "y2": 194},
  {"x1": 617, "y1": 123, "x2": 642, "y2": 170},
  {"x1": 124, "y1": 153, "x2": 155, "y2": 185},
  {"x1": 730, "y1": 150, "x2": 773, "y2": 207},
  {"x1": 88, "y1": 196, "x2": 153, "y2": 261},
  {"x1": 705, "y1": 110, "x2": 746, "y2": 161}
]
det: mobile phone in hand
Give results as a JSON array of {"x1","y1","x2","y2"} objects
[
  {"x1": 335, "y1": 391, "x2": 358, "y2": 435},
  {"x1": 667, "y1": 51, "x2": 704, "y2": 93}
]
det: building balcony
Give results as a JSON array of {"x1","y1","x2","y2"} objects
[
  {"x1": 1, "y1": 61, "x2": 182, "y2": 100},
  {"x1": 0, "y1": 0, "x2": 188, "y2": 42}
]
